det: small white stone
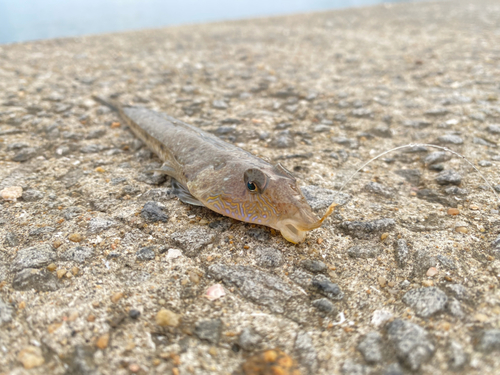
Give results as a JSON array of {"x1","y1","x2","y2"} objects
[
  {"x1": 166, "y1": 248, "x2": 183, "y2": 260},
  {"x1": 205, "y1": 284, "x2": 226, "y2": 301},
  {"x1": 371, "y1": 309, "x2": 393, "y2": 327}
]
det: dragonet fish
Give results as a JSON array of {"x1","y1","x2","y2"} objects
[{"x1": 93, "y1": 96, "x2": 337, "y2": 243}]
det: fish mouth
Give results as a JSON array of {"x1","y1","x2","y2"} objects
[{"x1": 276, "y1": 220, "x2": 308, "y2": 244}]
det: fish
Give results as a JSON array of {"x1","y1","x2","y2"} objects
[{"x1": 92, "y1": 96, "x2": 338, "y2": 243}]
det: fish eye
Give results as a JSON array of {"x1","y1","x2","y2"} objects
[
  {"x1": 247, "y1": 181, "x2": 257, "y2": 192},
  {"x1": 243, "y1": 168, "x2": 268, "y2": 193}
]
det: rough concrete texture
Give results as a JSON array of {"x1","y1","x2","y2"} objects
[{"x1": 1, "y1": 0, "x2": 500, "y2": 374}]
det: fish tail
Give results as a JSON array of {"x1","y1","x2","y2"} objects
[{"x1": 91, "y1": 95, "x2": 122, "y2": 113}]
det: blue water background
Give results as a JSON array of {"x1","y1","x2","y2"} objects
[{"x1": 0, "y1": 0, "x2": 412, "y2": 45}]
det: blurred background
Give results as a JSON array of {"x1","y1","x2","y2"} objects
[{"x1": 0, "y1": 0, "x2": 412, "y2": 45}]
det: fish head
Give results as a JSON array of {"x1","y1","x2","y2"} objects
[{"x1": 202, "y1": 162, "x2": 320, "y2": 243}]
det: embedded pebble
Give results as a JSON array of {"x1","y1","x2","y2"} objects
[
  {"x1": 209, "y1": 264, "x2": 296, "y2": 313},
  {"x1": 311, "y1": 275, "x2": 344, "y2": 300},
  {"x1": 402, "y1": 287, "x2": 448, "y2": 318},
  {"x1": 238, "y1": 327, "x2": 263, "y2": 350},
  {"x1": 312, "y1": 298, "x2": 336, "y2": 314},
  {"x1": 166, "y1": 248, "x2": 183, "y2": 259},
  {"x1": 156, "y1": 309, "x2": 180, "y2": 327},
  {"x1": 435, "y1": 169, "x2": 462, "y2": 185},
  {"x1": 339, "y1": 218, "x2": 395, "y2": 239},
  {"x1": 364, "y1": 182, "x2": 392, "y2": 197},
  {"x1": 136, "y1": 246, "x2": 155, "y2": 261},
  {"x1": 357, "y1": 332, "x2": 383, "y2": 364},
  {"x1": 446, "y1": 284, "x2": 468, "y2": 300},
  {"x1": 140, "y1": 201, "x2": 169, "y2": 222},
  {"x1": 171, "y1": 227, "x2": 215, "y2": 257},
  {"x1": 347, "y1": 244, "x2": 379, "y2": 259},
  {"x1": 444, "y1": 186, "x2": 468, "y2": 195},
  {"x1": 476, "y1": 329, "x2": 500, "y2": 353},
  {"x1": 12, "y1": 147, "x2": 37, "y2": 162},
  {"x1": 255, "y1": 247, "x2": 283, "y2": 268},
  {"x1": 437, "y1": 134, "x2": 464, "y2": 144},
  {"x1": 194, "y1": 319, "x2": 222, "y2": 344},
  {"x1": 129, "y1": 309, "x2": 141, "y2": 319},
  {"x1": 61, "y1": 246, "x2": 94, "y2": 263},
  {"x1": 4, "y1": 232, "x2": 19, "y2": 247},
  {"x1": 12, "y1": 268, "x2": 61, "y2": 291},
  {"x1": 11, "y1": 244, "x2": 55, "y2": 272},
  {"x1": 300, "y1": 259, "x2": 327, "y2": 273},
  {"x1": 424, "y1": 151, "x2": 451, "y2": 166},
  {"x1": 1, "y1": 186, "x2": 23, "y2": 201},
  {"x1": 486, "y1": 124, "x2": 500, "y2": 134},
  {"x1": 387, "y1": 319, "x2": 435, "y2": 370},
  {"x1": 22, "y1": 189, "x2": 44, "y2": 201},
  {"x1": 212, "y1": 100, "x2": 228, "y2": 109},
  {"x1": 394, "y1": 169, "x2": 421, "y2": 185},
  {"x1": 88, "y1": 217, "x2": 116, "y2": 233}
]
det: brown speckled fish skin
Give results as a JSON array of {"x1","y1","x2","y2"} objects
[{"x1": 94, "y1": 97, "x2": 319, "y2": 243}]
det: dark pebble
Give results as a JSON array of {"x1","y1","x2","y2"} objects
[
  {"x1": 424, "y1": 151, "x2": 451, "y2": 166},
  {"x1": 387, "y1": 319, "x2": 435, "y2": 370},
  {"x1": 417, "y1": 189, "x2": 456, "y2": 207},
  {"x1": 247, "y1": 227, "x2": 271, "y2": 242},
  {"x1": 300, "y1": 259, "x2": 327, "y2": 273},
  {"x1": 194, "y1": 319, "x2": 222, "y2": 344},
  {"x1": 312, "y1": 298, "x2": 336, "y2": 314},
  {"x1": 394, "y1": 169, "x2": 421, "y2": 185},
  {"x1": 369, "y1": 125, "x2": 392, "y2": 138},
  {"x1": 364, "y1": 182, "x2": 392, "y2": 198},
  {"x1": 86, "y1": 128, "x2": 106, "y2": 139},
  {"x1": 129, "y1": 309, "x2": 141, "y2": 319},
  {"x1": 435, "y1": 169, "x2": 462, "y2": 185},
  {"x1": 341, "y1": 359, "x2": 368, "y2": 375},
  {"x1": 357, "y1": 332, "x2": 383, "y2": 364},
  {"x1": 311, "y1": 275, "x2": 343, "y2": 300},
  {"x1": 437, "y1": 254, "x2": 456, "y2": 270},
  {"x1": 331, "y1": 136, "x2": 359, "y2": 149},
  {"x1": 437, "y1": 134, "x2": 463, "y2": 144},
  {"x1": 141, "y1": 201, "x2": 169, "y2": 222},
  {"x1": 80, "y1": 144, "x2": 107, "y2": 153},
  {"x1": 12, "y1": 268, "x2": 61, "y2": 292},
  {"x1": 136, "y1": 246, "x2": 156, "y2": 261},
  {"x1": 12, "y1": 147, "x2": 37, "y2": 162},
  {"x1": 382, "y1": 363, "x2": 404, "y2": 375},
  {"x1": 402, "y1": 287, "x2": 448, "y2": 318}
]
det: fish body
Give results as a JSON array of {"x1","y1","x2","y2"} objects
[{"x1": 94, "y1": 96, "x2": 321, "y2": 243}]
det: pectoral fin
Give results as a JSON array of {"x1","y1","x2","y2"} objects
[{"x1": 171, "y1": 178, "x2": 204, "y2": 206}]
